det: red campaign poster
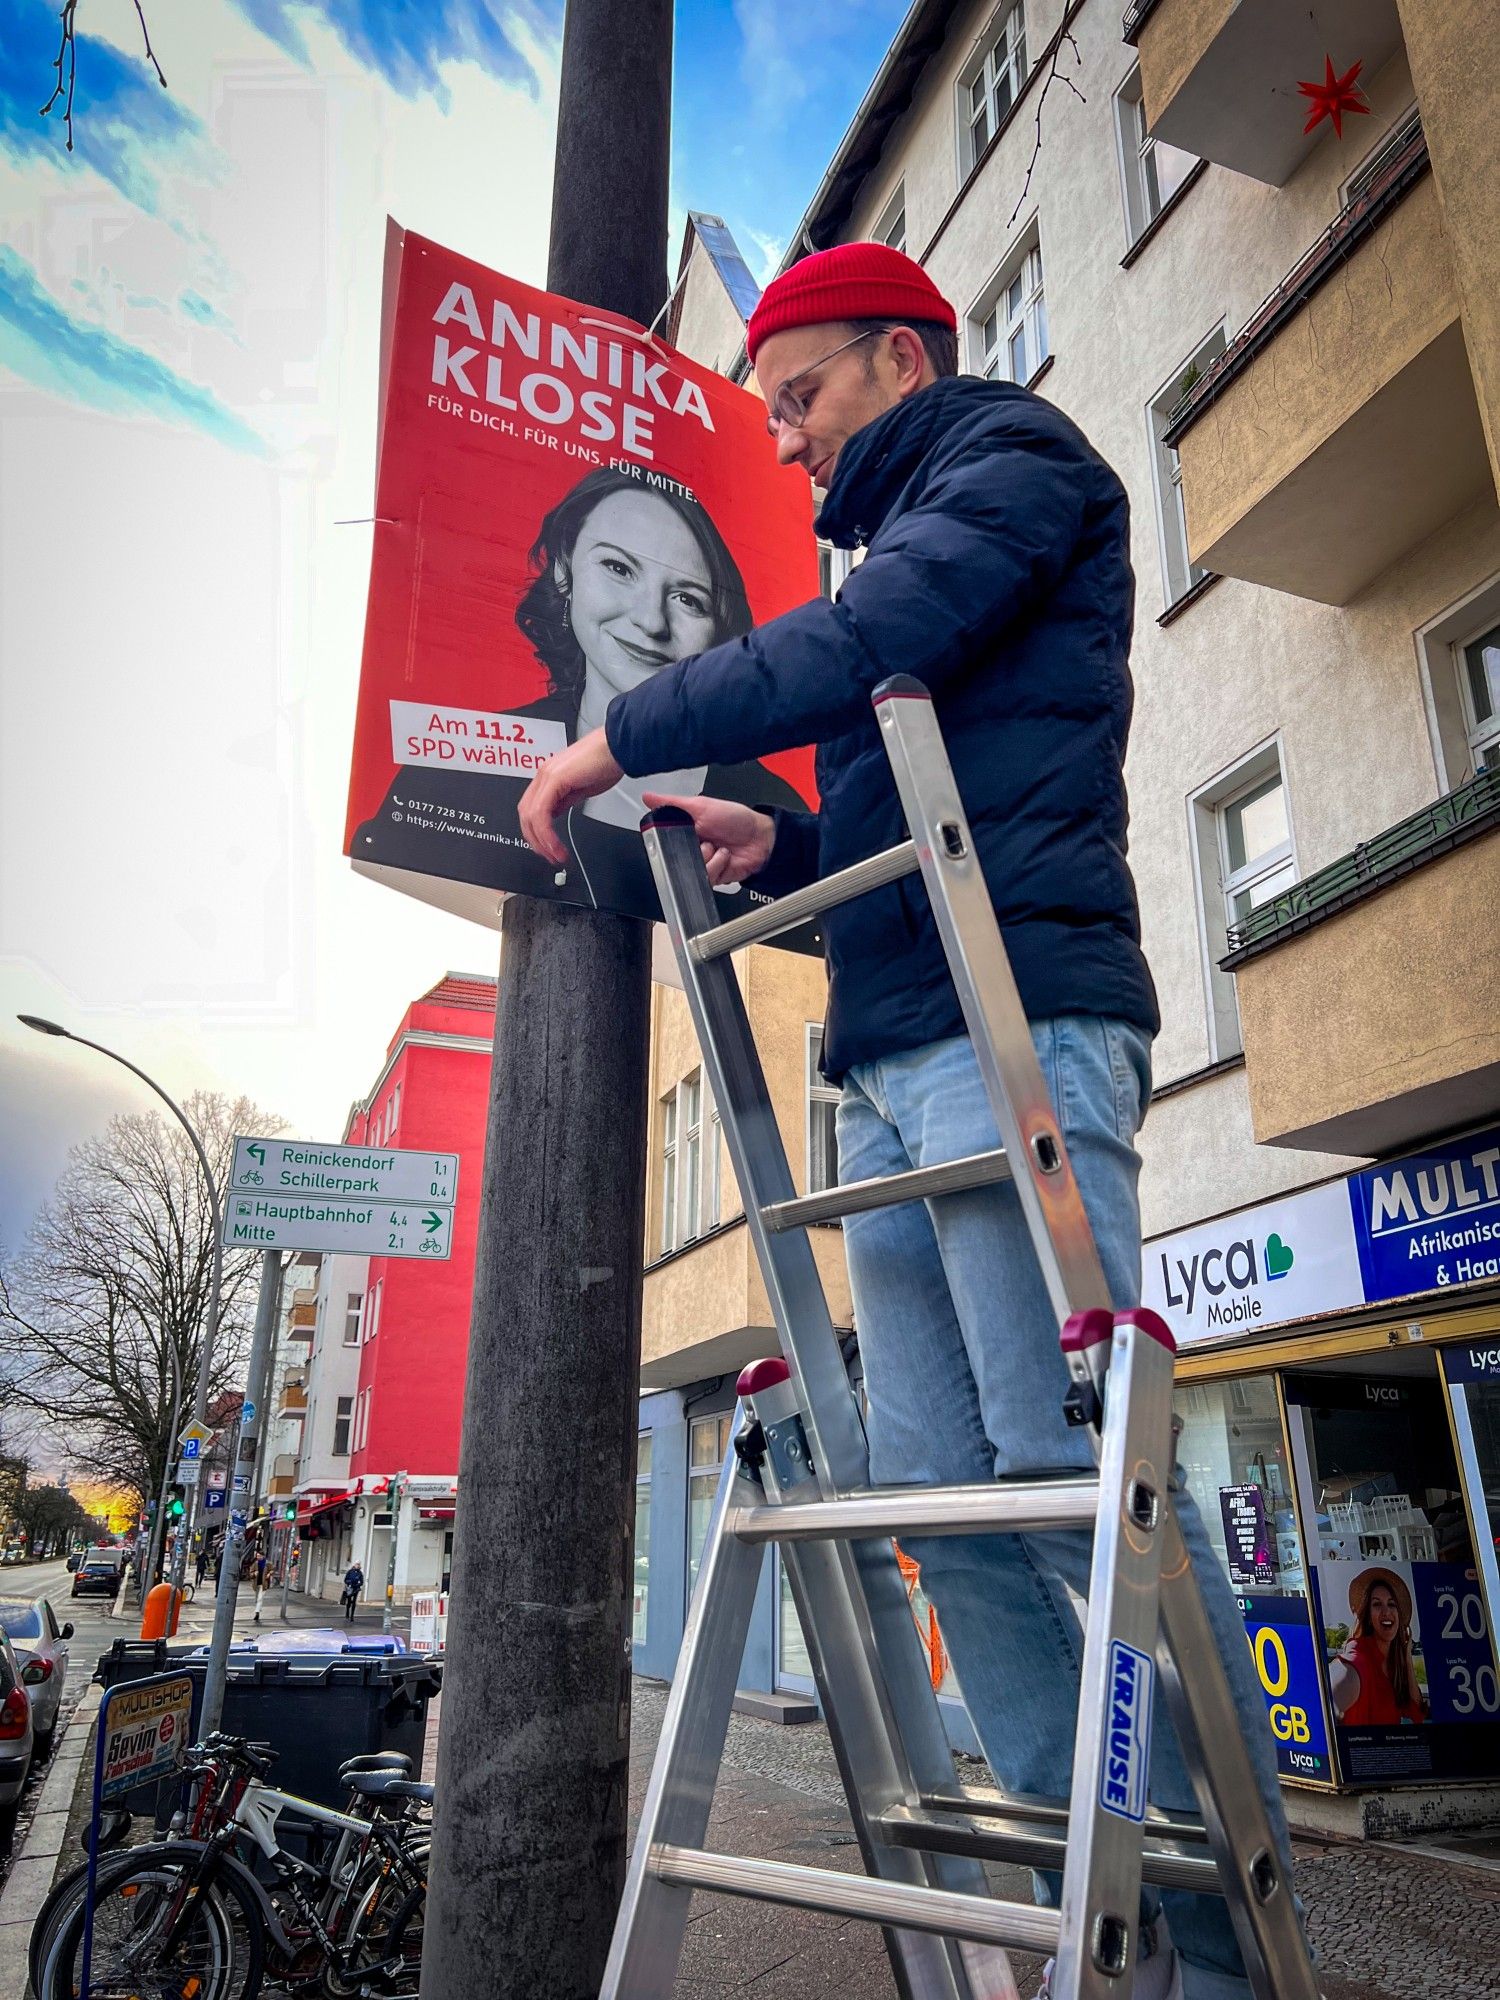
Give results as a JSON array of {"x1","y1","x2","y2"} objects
[{"x1": 346, "y1": 225, "x2": 820, "y2": 934}]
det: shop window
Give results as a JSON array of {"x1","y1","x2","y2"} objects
[
  {"x1": 806, "y1": 1025, "x2": 839, "y2": 1193},
  {"x1": 687, "y1": 1411, "x2": 735, "y2": 1593},
  {"x1": 777, "y1": 1554, "x2": 813, "y2": 1686},
  {"x1": 1285, "y1": 1363, "x2": 1496, "y2": 1789},
  {"x1": 633, "y1": 1432, "x2": 652, "y2": 1646}
]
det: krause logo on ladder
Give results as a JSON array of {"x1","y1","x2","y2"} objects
[{"x1": 1100, "y1": 1640, "x2": 1153, "y2": 1823}]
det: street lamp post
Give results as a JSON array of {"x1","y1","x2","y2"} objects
[
  {"x1": 139, "y1": 1344, "x2": 184, "y2": 1602},
  {"x1": 17, "y1": 1018, "x2": 226, "y2": 1593}
]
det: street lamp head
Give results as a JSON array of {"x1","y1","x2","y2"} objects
[{"x1": 17, "y1": 1014, "x2": 70, "y2": 1038}]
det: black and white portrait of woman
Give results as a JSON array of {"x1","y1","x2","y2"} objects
[{"x1": 355, "y1": 466, "x2": 809, "y2": 922}]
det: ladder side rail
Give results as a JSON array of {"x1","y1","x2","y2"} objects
[
  {"x1": 1154, "y1": 1530, "x2": 1321, "y2": 2000},
  {"x1": 872, "y1": 681, "x2": 1114, "y2": 1354},
  {"x1": 643, "y1": 812, "x2": 1003, "y2": 2000},
  {"x1": 602, "y1": 1449, "x2": 772, "y2": 2000},
  {"x1": 1050, "y1": 1317, "x2": 1177, "y2": 2000}
]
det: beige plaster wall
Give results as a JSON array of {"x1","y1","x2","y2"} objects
[
  {"x1": 1397, "y1": 0, "x2": 1500, "y2": 492},
  {"x1": 673, "y1": 244, "x2": 748, "y2": 378},
  {"x1": 1235, "y1": 829, "x2": 1500, "y2": 1155},
  {"x1": 1133, "y1": 0, "x2": 1235, "y2": 131}
]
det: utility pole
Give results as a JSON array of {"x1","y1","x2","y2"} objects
[
  {"x1": 200, "y1": 1249, "x2": 283, "y2": 1733},
  {"x1": 382, "y1": 1471, "x2": 408, "y2": 1636},
  {"x1": 418, "y1": 2, "x2": 670, "y2": 1993}
]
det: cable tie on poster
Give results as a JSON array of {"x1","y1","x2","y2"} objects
[{"x1": 577, "y1": 314, "x2": 672, "y2": 359}]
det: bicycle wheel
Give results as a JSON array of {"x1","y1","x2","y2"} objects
[
  {"x1": 325, "y1": 1859, "x2": 427, "y2": 1998},
  {"x1": 28, "y1": 1844, "x2": 184, "y2": 1998},
  {"x1": 40, "y1": 1857, "x2": 260, "y2": 2000}
]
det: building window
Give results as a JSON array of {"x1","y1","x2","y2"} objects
[
  {"x1": 778, "y1": 1557, "x2": 813, "y2": 1685},
  {"x1": 818, "y1": 541, "x2": 854, "y2": 598},
  {"x1": 972, "y1": 238, "x2": 1047, "y2": 385},
  {"x1": 387, "y1": 1081, "x2": 401, "y2": 1139},
  {"x1": 874, "y1": 182, "x2": 906, "y2": 253},
  {"x1": 633, "y1": 1432, "x2": 652, "y2": 1646},
  {"x1": 1149, "y1": 329, "x2": 1225, "y2": 610},
  {"x1": 342, "y1": 1293, "x2": 364, "y2": 1346},
  {"x1": 1459, "y1": 621, "x2": 1500, "y2": 773},
  {"x1": 708, "y1": 1106, "x2": 722, "y2": 1229},
  {"x1": 687, "y1": 1411, "x2": 735, "y2": 1594},
  {"x1": 332, "y1": 1395, "x2": 353, "y2": 1456},
  {"x1": 364, "y1": 1280, "x2": 382, "y2": 1344},
  {"x1": 1115, "y1": 65, "x2": 1197, "y2": 244},
  {"x1": 660, "y1": 1090, "x2": 678, "y2": 1255},
  {"x1": 682, "y1": 1072, "x2": 704, "y2": 1245},
  {"x1": 806, "y1": 1025, "x2": 840, "y2": 1194},
  {"x1": 959, "y1": 3, "x2": 1027, "y2": 179},
  {"x1": 1189, "y1": 742, "x2": 1296, "y2": 1059}
]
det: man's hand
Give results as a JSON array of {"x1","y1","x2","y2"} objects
[
  {"x1": 517, "y1": 728, "x2": 624, "y2": 864},
  {"x1": 640, "y1": 792, "x2": 775, "y2": 885}
]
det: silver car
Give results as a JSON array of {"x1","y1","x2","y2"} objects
[
  {"x1": 0, "y1": 1628, "x2": 34, "y2": 1829},
  {"x1": 0, "y1": 1598, "x2": 72, "y2": 1750}
]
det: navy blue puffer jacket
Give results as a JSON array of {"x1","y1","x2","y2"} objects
[{"x1": 605, "y1": 373, "x2": 1159, "y2": 1075}]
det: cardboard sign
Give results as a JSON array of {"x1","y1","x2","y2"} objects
[
  {"x1": 98, "y1": 1674, "x2": 194, "y2": 1802},
  {"x1": 345, "y1": 227, "x2": 821, "y2": 935}
]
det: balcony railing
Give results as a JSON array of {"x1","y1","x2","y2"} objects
[
  {"x1": 1120, "y1": 0, "x2": 1162, "y2": 42},
  {"x1": 1163, "y1": 123, "x2": 1430, "y2": 448},
  {"x1": 1223, "y1": 765, "x2": 1500, "y2": 963}
]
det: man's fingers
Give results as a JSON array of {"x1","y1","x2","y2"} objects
[{"x1": 519, "y1": 769, "x2": 569, "y2": 864}]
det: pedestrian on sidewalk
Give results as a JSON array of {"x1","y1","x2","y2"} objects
[
  {"x1": 517, "y1": 242, "x2": 1304, "y2": 2000},
  {"x1": 341, "y1": 1562, "x2": 365, "y2": 1623},
  {"x1": 194, "y1": 1541, "x2": 210, "y2": 1589}
]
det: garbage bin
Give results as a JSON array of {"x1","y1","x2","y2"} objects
[{"x1": 94, "y1": 1639, "x2": 441, "y2": 1816}]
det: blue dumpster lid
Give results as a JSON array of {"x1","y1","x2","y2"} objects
[{"x1": 185, "y1": 1628, "x2": 407, "y2": 1657}]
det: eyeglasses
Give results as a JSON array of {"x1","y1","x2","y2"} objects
[{"x1": 764, "y1": 328, "x2": 890, "y2": 436}]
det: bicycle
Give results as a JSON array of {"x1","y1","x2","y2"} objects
[{"x1": 35, "y1": 1736, "x2": 431, "y2": 2000}]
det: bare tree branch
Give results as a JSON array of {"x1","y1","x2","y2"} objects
[
  {"x1": 1009, "y1": 25, "x2": 1087, "y2": 228},
  {"x1": 39, "y1": 1, "x2": 167, "y2": 155}
]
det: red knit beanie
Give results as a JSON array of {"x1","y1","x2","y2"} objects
[{"x1": 746, "y1": 243, "x2": 956, "y2": 363}]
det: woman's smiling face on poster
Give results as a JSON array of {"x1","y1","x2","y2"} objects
[
  {"x1": 562, "y1": 490, "x2": 718, "y2": 696},
  {"x1": 1367, "y1": 1583, "x2": 1401, "y2": 1644}
]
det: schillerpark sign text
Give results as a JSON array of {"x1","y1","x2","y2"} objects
[{"x1": 1144, "y1": 1124, "x2": 1500, "y2": 1346}]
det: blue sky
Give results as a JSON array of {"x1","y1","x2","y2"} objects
[{"x1": 0, "y1": 0, "x2": 910, "y2": 1275}]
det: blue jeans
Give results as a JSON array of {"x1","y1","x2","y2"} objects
[{"x1": 837, "y1": 1021, "x2": 1297, "y2": 2000}]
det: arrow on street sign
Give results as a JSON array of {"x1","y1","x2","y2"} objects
[
  {"x1": 248, "y1": 1142, "x2": 266, "y2": 1167},
  {"x1": 424, "y1": 1211, "x2": 441, "y2": 1234}
]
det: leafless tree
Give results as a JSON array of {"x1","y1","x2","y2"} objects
[{"x1": 0, "y1": 1092, "x2": 283, "y2": 1514}]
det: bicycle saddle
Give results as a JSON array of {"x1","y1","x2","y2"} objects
[
  {"x1": 381, "y1": 1779, "x2": 435, "y2": 1804},
  {"x1": 345, "y1": 1768, "x2": 420, "y2": 1799},
  {"x1": 338, "y1": 1751, "x2": 413, "y2": 1779}
]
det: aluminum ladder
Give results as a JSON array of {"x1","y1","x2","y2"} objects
[{"x1": 603, "y1": 676, "x2": 1318, "y2": 2000}]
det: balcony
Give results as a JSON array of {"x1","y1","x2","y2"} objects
[
  {"x1": 641, "y1": 1218, "x2": 853, "y2": 1390},
  {"x1": 1125, "y1": 0, "x2": 1404, "y2": 186},
  {"x1": 289, "y1": 1303, "x2": 317, "y2": 1333},
  {"x1": 1222, "y1": 769, "x2": 1500, "y2": 1155},
  {"x1": 268, "y1": 1455, "x2": 298, "y2": 1498},
  {"x1": 1163, "y1": 130, "x2": 1493, "y2": 605},
  {"x1": 278, "y1": 1380, "x2": 308, "y2": 1414}
]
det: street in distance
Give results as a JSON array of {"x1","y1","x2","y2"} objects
[
  {"x1": 230, "y1": 1136, "x2": 459, "y2": 1204},
  {"x1": 223, "y1": 1193, "x2": 455, "y2": 1259}
]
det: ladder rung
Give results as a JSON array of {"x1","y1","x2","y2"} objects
[
  {"x1": 925, "y1": 1783, "x2": 1210, "y2": 1845},
  {"x1": 728, "y1": 1477, "x2": 1101, "y2": 1545},
  {"x1": 761, "y1": 1147, "x2": 1011, "y2": 1232},
  {"x1": 878, "y1": 1805, "x2": 1222, "y2": 1895},
  {"x1": 689, "y1": 841, "x2": 919, "y2": 960},
  {"x1": 651, "y1": 1844, "x2": 1063, "y2": 1954}
]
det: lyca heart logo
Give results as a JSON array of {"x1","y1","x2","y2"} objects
[{"x1": 1263, "y1": 1233, "x2": 1294, "y2": 1281}]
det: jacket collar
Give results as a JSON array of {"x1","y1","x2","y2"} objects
[{"x1": 815, "y1": 375, "x2": 1005, "y2": 548}]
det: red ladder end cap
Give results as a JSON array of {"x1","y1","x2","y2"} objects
[
  {"x1": 1114, "y1": 1307, "x2": 1178, "y2": 1355},
  {"x1": 737, "y1": 1356, "x2": 791, "y2": 1398},
  {"x1": 1059, "y1": 1308, "x2": 1114, "y2": 1354}
]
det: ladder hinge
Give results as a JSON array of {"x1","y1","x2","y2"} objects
[
  {"x1": 1062, "y1": 1379, "x2": 1103, "y2": 1431},
  {"x1": 733, "y1": 1421, "x2": 768, "y2": 1478}
]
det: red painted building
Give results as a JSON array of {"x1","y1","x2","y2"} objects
[{"x1": 349, "y1": 972, "x2": 495, "y2": 1484}]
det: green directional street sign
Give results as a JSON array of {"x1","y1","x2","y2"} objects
[{"x1": 222, "y1": 1193, "x2": 455, "y2": 1260}]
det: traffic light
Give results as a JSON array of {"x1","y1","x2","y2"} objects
[{"x1": 167, "y1": 1484, "x2": 186, "y2": 1522}]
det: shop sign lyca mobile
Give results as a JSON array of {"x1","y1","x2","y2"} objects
[
  {"x1": 224, "y1": 1137, "x2": 458, "y2": 1260},
  {"x1": 1144, "y1": 1121, "x2": 1500, "y2": 1346}
]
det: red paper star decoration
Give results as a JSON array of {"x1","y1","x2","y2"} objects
[{"x1": 1297, "y1": 54, "x2": 1371, "y2": 139}]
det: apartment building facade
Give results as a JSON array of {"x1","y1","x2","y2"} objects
[{"x1": 658, "y1": 0, "x2": 1500, "y2": 1824}]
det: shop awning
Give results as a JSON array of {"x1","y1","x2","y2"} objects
[
  {"x1": 295, "y1": 1488, "x2": 354, "y2": 1525},
  {"x1": 416, "y1": 1506, "x2": 456, "y2": 1524}
]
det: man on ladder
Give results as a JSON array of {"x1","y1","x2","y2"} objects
[{"x1": 518, "y1": 243, "x2": 1299, "y2": 2000}]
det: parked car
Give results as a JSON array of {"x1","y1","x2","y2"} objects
[
  {"x1": 1, "y1": 1548, "x2": 23, "y2": 1567},
  {"x1": 70, "y1": 1548, "x2": 127, "y2": 1599},
  {"x1": 0, "y1": 1629, "x2": 34, "y2": 1830},
  {"x1": 0, "y1": 1598, "x2": 71, "y2": 1751},
  {"x1": 63, "y1": 1554, "x2": 81, "y2": 1573}
]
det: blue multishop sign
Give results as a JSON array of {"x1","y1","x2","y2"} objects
[
  {"x1": 1145, "y1": 1123, "x2": 1500, "y2": 1346},
  {"x1": 1350, "y1": 1129, "x2": 1500, "y2": 1303}
]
